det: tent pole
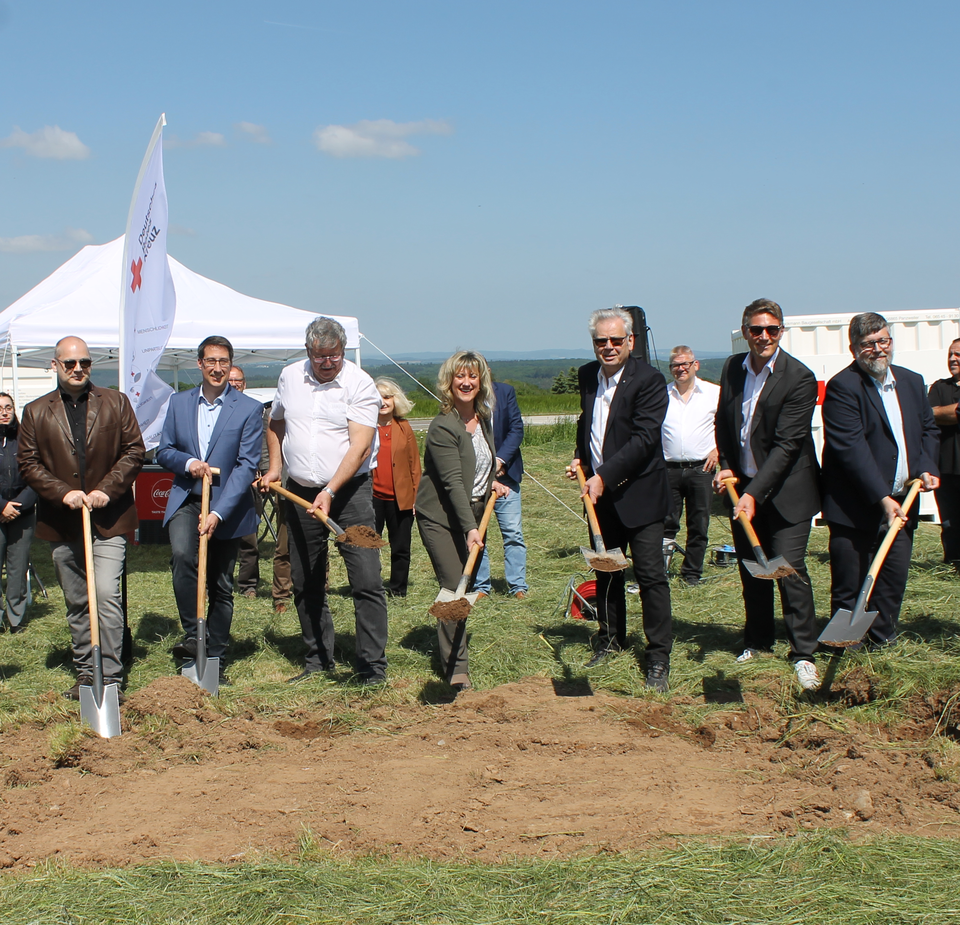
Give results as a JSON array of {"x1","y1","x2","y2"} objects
[
  {"x1": 173, "y1": 360, "x2": 179, "y2": 391},
  {"x1": 11, "y1": 346, "x2": 19, "y2": 410}
]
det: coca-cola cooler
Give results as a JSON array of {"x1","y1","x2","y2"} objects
[{"x1": 135, "y1": 464, "x2": 172, "y2": 544}]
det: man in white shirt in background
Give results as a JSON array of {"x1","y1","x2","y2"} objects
[
  {"x1": 662, "y1": 346, "x2": 720, "y2": 586},
  {"x1": 261, "y1": 317, "x2": 388, "y2": 685}
]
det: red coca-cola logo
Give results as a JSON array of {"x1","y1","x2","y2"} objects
[{"x1": 151, "y1": 478, "x2": 173, "y2": 503}]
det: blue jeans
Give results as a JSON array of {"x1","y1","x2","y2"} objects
[{"x1": 474, "y1": 477, "x2": 528, "y2": 595}]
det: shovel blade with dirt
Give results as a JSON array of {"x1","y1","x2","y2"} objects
[
  {"x1": 575, "y1": 466, "x2": 629, "y2": 572},
  {"x1": 78, "y1": 506, "x2": 122, "y2": 738},
  {"x1": 429, "y1": 490, "x2": 499, "y2": 621},
  {"x1": 182, "y1": 470, "x2": 219, "y2": 695},
  {"x1": 269, "y1": 482, "x2": 387, "y2": 548},
  {"x1": 722, "y1": 478, "x2": 796, "y2": 580},
  {"x1": 819, "y1": 479, "x2": 921, "y2": 648}
]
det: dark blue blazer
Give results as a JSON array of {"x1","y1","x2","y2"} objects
[
  {"x1": 821, "y1": 362, "x2": 940, "y2": 531},
  {"x1": 156, "y1": 385, "x2": 263, "y2": 539},
  {"x1": 491, "y1": 381, "x2": 524, "y2": 483},
  {"x1": 574, "y1": 355, "x2": 672, "y2": 529}
]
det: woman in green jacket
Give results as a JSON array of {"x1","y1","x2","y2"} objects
[{"x1": 417, "y1": 351, "x2": 509, "y2": 691}]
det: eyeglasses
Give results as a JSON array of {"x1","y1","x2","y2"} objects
[
  {"x1": 308, "y1": 352, "x2": 344, "y2": 366},
  {"x1": 228, "y1": 378, "x2": 245, "y2": 386},
  {"x1": 856, "y1": 336, "x2": 892, "y2": 353},
  {"x1": 593, "y1": 336, "x2": 627, "y2": 348},
  {"x1": 746, "y1": 325, "x2": 783, "y2": 338},
  {"x1": 58, "y1": 358, "x2": 92, "y2": 371},
  {"x1": 669, "y1": 361, "x2": 693, "y2": 371},
  {"x1": 201, "y1": 358, "x2": 232, "y2": 369}
]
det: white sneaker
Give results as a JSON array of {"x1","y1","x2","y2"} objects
[
  {"x1": 794, "y1": 659, "x2": 820, "y2": 691},
  {"x1": 736, "y1": 648, "x2": 758, "y2": 663}
]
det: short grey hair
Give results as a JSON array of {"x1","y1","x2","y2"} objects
[
  {"x1": 588, "y1": 307, "x2": 633, "y2": 339},
  {"x1": 305, "y1": 316, "x2": 346, "y2": 353},
  {"x1": 848, "y1": 312, "x2": 889, "y2": 346},
  {"x1": 670, "y1": 345, "x2": 695, "y2": 361}
]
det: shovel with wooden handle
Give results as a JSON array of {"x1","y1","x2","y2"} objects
[
  {"x1": 78, "y1": 505, "x2": 122, "y2": 738},
  {"x1": 183, "y1": 469, "x2": 220, "y2": 695},
  {"x1": 819, "y1": 479, "x2": 922, "y2": 647},
  {"x1": 429, "y1": 490, "x2": 499, "y2": 619},
  {"x1": 722, "y1": 478, "x2": 797, "y2": 580},
  {"x1": 269, "y1": 482, "x2": 349, "y2": 542},
  {"x1": 575, "y1": 465, "x2": 629, "y2": 572}
]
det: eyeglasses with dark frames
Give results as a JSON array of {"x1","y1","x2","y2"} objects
[
  {"x1": 58, "y1": 358, "x2": 92, "y2": 371},
  {"x1": 856, "y1": 336, "x2": 892, "y2": 353},
  {"x1": 669, "y1": 361, "x2": 694, "y2": 371},
  {"x1": 593, "y1": 336, "x2": 627, "y2": 348},
  {"x1": 746, "y1": 325, "x2": 783, "y2": 338},
  {"x1": 201, "y1": 358, "x2": 232, "y2": 369}
]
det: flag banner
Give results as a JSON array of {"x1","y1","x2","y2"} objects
[{"x1": 119, "y1": 113, "x2": 176, "y2": 450}]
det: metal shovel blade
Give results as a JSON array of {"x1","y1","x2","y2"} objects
[
  {"x1": 434, "y1": 586, "x2": 479, "y2": 606},
  {"x1": 183, "y1": 656, "x2": 220, "y2": 696},
  {"x1": 742, "y1": 555, "x2": 797, "y2": 580},
  {"x1": 580, "y1": 545, "x2": 629, "y2": 572},
  {"x1": 819, "y1": 607, "x2": 877, "y2": 648},
  {"x1": 79, "y1": 683, "x2": 122, "y2": 738}
]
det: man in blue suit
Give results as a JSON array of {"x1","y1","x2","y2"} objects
[
  {"x1": 157, "y1": 336, "x2": 263, "y2": 681},
  {"x1": 821, "y1": 312, "x2": 939, "y2": 648},
  {"x1": 474, "y1": 380, "x2": 528, "y2": 598}
]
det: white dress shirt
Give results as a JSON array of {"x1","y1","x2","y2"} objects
[
  {"x1": 590, "y1": 366, "x2": 624, "y2": 469},
  {"x1": 874, "y1": 367, "x2": 910, "y2": 495},
  {"x1": 740, "y1": 349, "x2": 779, "y2": 478},
  {"x1": 271, "y1": 359, "x2": 381, "y2": 488},
  {"x1": 662, "y1": 377, "x2": 720, "y2": 462}
]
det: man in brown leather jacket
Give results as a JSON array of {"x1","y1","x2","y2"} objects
[{"x1": 18, "y1": 336, "x2": 144, "y2": 699}]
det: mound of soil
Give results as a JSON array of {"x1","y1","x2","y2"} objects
[
  {"x1": 0, "y1": 676, "x2": 958, "y2": 869},
  {"x1": 340, "y1": 525, "x2": 387, "y2": 548}
]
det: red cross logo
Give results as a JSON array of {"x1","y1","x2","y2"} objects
[{"x1": 130, "y1": 258, "x2": 143, "y2": 292}]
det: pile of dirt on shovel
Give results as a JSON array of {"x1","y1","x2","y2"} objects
[{"x1": 340, "y1": 524, "x2": 387, "y2": 548}]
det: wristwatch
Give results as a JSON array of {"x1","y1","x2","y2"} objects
[{"x1": 322, "y1": 486, "x2": 336, "y2": 500}]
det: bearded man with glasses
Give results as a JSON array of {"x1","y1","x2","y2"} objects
[
  {"x1": 714, "y1": 299, "x2": 822, "y2": 690},
  {"x1": 17, "y1": 336, "x2": 144, "y2": 700},
  {"x1": 565, "y1": 307, "x2": 674, "y2": 691},
  {"x1": 821, "y1": 313, "x2": 939, "y2": 649}
]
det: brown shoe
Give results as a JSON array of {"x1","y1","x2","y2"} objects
[
  {"x1": 475, "y1": 591, "x2": 489, "y2": 600},
  {"x1": 274, "y1": 601, "x2": 287, "y2": 614},
  {"x1": 514, "y1": 590, "x2": 527, "y2": 600},
  {"x1": 242, "y1": 589, "x2": 257, "y2": 599},
  {"x1": 62, "y1": 677, "x2": 92, "y2": 701}
]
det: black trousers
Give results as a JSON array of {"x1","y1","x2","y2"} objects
[
  {"x1": 593, "y1": 498, "x2": 672, "y2": 663},
  {"x1": 934, "y1": 474, "x2": 960, "y2": 563},
  {"x1": 168, "y1": 501, "x2": 241, "y2": 660},
  {"x1": 373, "y1": 497, "x2": 414, "y2": 596},
  {"x1": 828, "y1": 520, "x2": 915, "y2": 645},
  {"x1": 663, "y1": 465, "x2": 713, "y2": 580},
  {"x1": 730, "y1": 504, "x2": 819, "y2": 661},
  {"x1": 286, "y1": 475, "x2": 388, "y2": 679}
]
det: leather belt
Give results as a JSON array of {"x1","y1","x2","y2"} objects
[{"x1": 665, "y1": 459, "x2": 707, "y2": 469}]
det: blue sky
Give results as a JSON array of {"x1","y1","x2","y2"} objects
[{"x1": 1, "y1": 1, "x2": 958, "y2": 359}]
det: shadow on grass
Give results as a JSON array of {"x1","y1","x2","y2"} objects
[
  {"x1": 552, "y1": 667, "x2": 594, "y2": 697},
  {"x1": 229, "y1": 634, "x2": 262, "y2": 662},
  {"x1": 263, "y1": 626, "x2": 307, "y2": 667},
  {"x1": 134, "y1": 611, "x2": 179, "y2": 644},
  {"x1": 0, "y1": 664, "x2": 21, "y2": 680},
  {"x1": 545, "y1": 546, "x2": 586, "y2": 561},
  {"x1": 44, "y1": 644, "x2": 72, "y2": 671},
  {"x1": 418, "y1": 679, "x2": 458, "y2": 705},
  {"x1": 702, "y1": 670, "x2": 743, "y2": 703},
  {"x1": 398, "y1": 624, "x2": 436, "y2": 655},
  {"x1": 904, "y1": 613, "x2": 960, "y2": 639}
]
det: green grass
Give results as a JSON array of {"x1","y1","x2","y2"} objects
[
  {"x1": 1, "y1": 835, "x2": 959, "y2": 923},
  {"x1": 2, "y1": 431, "x2": 960, "y2": 919}
]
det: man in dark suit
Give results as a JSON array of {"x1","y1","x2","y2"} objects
[
  {"x1": 18, "y1": 336, "x2": 144, "y2": 699},
  {"x1": 714, "y1": 299, "x2": 822, "y2": 690},
  {"x1": 474, "y1": 380, "x2": 528, "y2": 599},
  {"x1": 567, "y1": 307, "x2": 673, "y2": 691},
  {"x1": 157, "y1": 336, "x2": 263, "y2": 683},
  {"x1": 821, "y1": 312, "x2": 939, "y2": 647}
]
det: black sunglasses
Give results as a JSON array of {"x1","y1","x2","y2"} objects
[
  {"x1": 593, "y1": 336, "x2": 627, "y2": 348},
  {"x1": 59, "y1": 358, "x2": 92, "y2": 371},
  {"x1": 746, "y1": 325, "x2": 782, "y2": 338}
]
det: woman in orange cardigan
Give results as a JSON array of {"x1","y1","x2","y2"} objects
[{"x1": 373, "y1": 378, "x2": 422, "y2": 597}]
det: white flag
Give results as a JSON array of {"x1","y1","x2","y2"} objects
[{"x1": 119, "y1": 113, "x2": 176, "y2": 450}]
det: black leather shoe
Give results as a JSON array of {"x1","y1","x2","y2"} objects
[
  {"x1": 645, "y1": 660, "x2": 670, "y2": 692},
  {"x1": 585, "y1": 647, "x2": 620, "y2": 668},
  {"x1": 172, "y1": 637, "x2": 197, "y2": 659},
  {"x1": 358, "y1": 675, "x2": 387, "y2": 686},
  {"x1": 62, "y1": 677, "x2": 93, "y2": 701}
]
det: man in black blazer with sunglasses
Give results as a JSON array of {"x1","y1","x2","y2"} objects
[
  {"x1": 714, "y1": 299, "x2": 822, "y2": 691},
  {"x1": 567, "y1": 307, "x2": 673, "y2": 691}
]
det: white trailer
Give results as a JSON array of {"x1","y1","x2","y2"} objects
[{"x1": 731, "y1": 308, "x2": 960, "y2": 521}]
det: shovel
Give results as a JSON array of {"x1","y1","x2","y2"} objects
[
  {"x1": 78, "y1": 505, "x2": 122, "y2": 738},
  {"x1": 722, "y1": 478, "x2": 797, "y2": 580},
  {"x1": 182, "y1": 469, "x2": 220, "y2": 695},
  {"x1": 575, "y1": 465, "x2": 629, "y2": 572},
  {"x1": 819, "y1": 478, "x2": 922, "y2": 647},
  {"x1": 429, "y1": 489, "x2": 499, "y2": 620},
  {"x1": 269, "y1": 482, "x2": 348, "y2": 541}
]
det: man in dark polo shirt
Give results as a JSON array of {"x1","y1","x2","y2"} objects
[{"x1": 928, "y1": 338, "x2": 960, "y2": 565}]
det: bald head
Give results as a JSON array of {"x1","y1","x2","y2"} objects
[{"x1": 52, "y1": 336, "x2": 92, "y2": 396}]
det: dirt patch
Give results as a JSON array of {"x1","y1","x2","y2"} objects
[
  {"x1": 429, "y1": 599, "x2": 472, "y2": 622},
  {"x1": 340, "y1": 525, "x2": 387, "y2": 548},
  {"x1": 0, "y1": 676, "x2": 959, "y2": 869},
  {"x1": 588, "y1": 556, "x2": 626, "y2": 572}
]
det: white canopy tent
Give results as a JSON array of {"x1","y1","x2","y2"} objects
[{"x1": 0, "y1": 237, "x2": 360, "y2": 406}]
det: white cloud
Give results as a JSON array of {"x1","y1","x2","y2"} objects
[
  {"x1": 168, "y1": 224, "x2": 197, "y2": 237},
  {"x1": 313, "y1": 118, "x2": 453, "y2": 158},
  {"x1": 0, "y1": 227, "x2": 93, "y2": 253},
  {"x1": 164, "y1": 131, "x2": 226, "y2": 150},
  {"x1": 0, "y1": 125, "x2": 90, "y2": 160},
  {"x1": 235, "y1": 121, "x2": 271, "y2": 144}
]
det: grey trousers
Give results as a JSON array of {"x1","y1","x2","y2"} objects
[
  {"x1": 50, "y1": 533, "x2": 126, "y2": 681},
  {"x1": 1, "y1": 510, "x2": 36, "y2": 628}
]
